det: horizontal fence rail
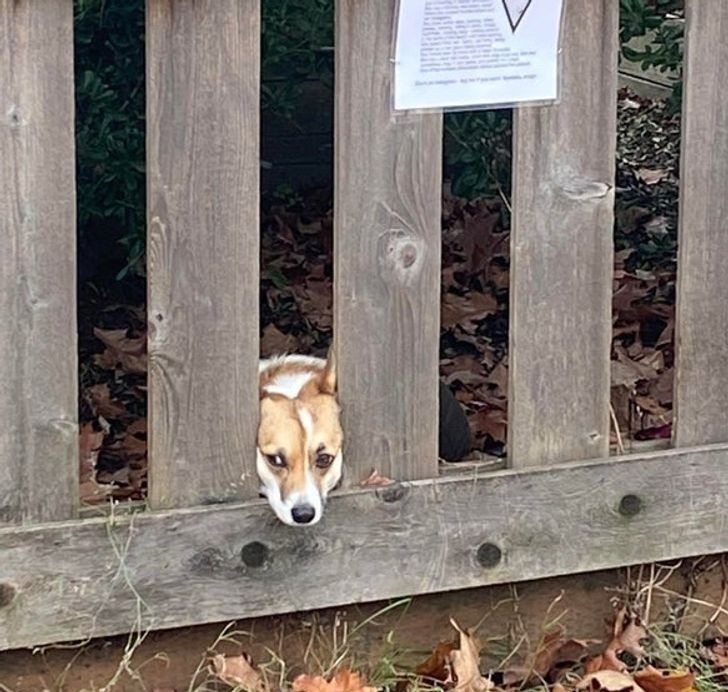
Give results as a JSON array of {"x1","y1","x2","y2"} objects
[{"x1": 2, "y1": 445, "x2": 727, "y2": 649}]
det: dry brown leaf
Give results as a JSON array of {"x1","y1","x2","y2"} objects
[
  {"x1": 633, "y1": 395, "x2": 669, "y2": 419},
  {"x1": 468, "y1": 409, "x2": 506, "y2": 444},
  {"x1": 93, "y1": 327, "x2": 147, "y2": 374},
  {"x1": 532, "y1": 630, "x2": 596, "y2": 677},
  {"x1": 209, "y1": 653, "x2": 263, "y2": 691},
  {"x1": 707, "y1": 637, "x2": 728, "y2": 668},
  {"x1": 87, "y1": 383, "x2": 127, "y2": 418},
  {"x1": 360, "y1": 469, "x2": 395, "y2": 487},
  {"x1": 442, "y1": 291, "x2": 498, "y2": 330},
  {"x1": 633, "y1": 667, "x2": 696, "y2": 692},
  {"x1": 449, "y1": 619, "x2": 495, "y2": 692},
  {"x1": 616, "y1": 615, "x2": 648, "y2": 659},
  {"x1": 577, "y1": 670, "x2": 645, "y2": 691},
  {"x1": 79, "y1": 423, "x2": 111, "y2": 503},
  {"x1": 292, "y1": 669, "x2": 375, "y2": 692},
  {"x1": 552, "y1": 684, "x2": 568, "y2": 692},
  {"x1": 414, "y1": 640, "x2": 457, "y2": 683},
  {"x1": 261, "y1": 323, "x2": 300, "y2": 356},
  {"x1": 636, "y1": 168, "x2": 669, "y2": 185}
]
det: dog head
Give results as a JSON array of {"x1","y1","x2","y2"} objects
[{"x1": 257, "y1": 353, "x2": 343, "y2": 526}]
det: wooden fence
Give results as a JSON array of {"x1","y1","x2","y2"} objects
[{"x1": 1, "y1": 0, "x2": 726, "y2": 651}]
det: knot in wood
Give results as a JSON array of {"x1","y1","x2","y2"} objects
[
  {"x1": 558, "y1": 178, "x2": 612, "y2": 201},
  {"x1": 618, "y1": 494, "x2": 642, "y2": 517},
  {"x1": 476, "y1": 542, "x2": 502, "y2": 568},
  {"x1": 0, "y1": 582, "x2": 17, "y2": 608},
  {"x1": 378, "y1": 230, "x2": 424, "y2": 286},
  {"x1": 5, "y1": 105, "x2": 22, "y2": 128},
  {"x1": 240, "y1": 541, "x2": 269, "y2": 568},
  {"x1": 376, "y1": 482, "x2": 407, "y2": 503}
]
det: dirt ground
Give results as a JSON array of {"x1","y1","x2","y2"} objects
[{"x1": 1, "y1": 561, "x2": 725, "y2": 692}]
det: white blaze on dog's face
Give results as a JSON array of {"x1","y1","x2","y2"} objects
[{"x1": 257, "y1": 356, "x2": 343, "y2": 526}]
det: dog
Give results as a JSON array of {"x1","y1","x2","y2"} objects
[
  {"x1": 257, "y1": 352, "x2": 342, "y2": 526},
  {"x1": 257, "y1": 351, "x2": 471, "y2": 527}
]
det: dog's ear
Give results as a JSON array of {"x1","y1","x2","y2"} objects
[{"x1": 320, "y1": 346, "x2": 337, "y2": 395}]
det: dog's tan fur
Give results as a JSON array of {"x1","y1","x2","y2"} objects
[{"x1": 257, "y1": 353, "x2": 343, "y2": 526}]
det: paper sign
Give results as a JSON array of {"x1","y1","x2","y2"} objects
[{"x1": 393, "y1": 0, "x2": 564, "y2": 111}]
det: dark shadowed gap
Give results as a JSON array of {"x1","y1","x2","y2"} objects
[
  {"x1": 74, "y1": 0, "x2": 147, "y2": 504},
  {"x1": 611, "y1": 1, "x2": 683, "y2": 450},
  {"x1": 440, "y1": 109, "x2": 513, "y2": 460},
  {"x1": 259, "y1": 0, "x2": 335, "y2": 360}
]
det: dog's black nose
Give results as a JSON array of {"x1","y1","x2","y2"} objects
[{"x1": 291, "y1": 504, "x2": 316, "y2": 524}]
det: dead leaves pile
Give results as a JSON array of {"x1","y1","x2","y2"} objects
[
  {"x1": 79, "y1": 303, "x2": 147, "y2": 504},
  {"x1": 192, "y1": 605, "x2": 724, "y2": 692},
  {"x1": 206, "y1": 653, "x2": 376, "y2": 692},
  {"x1": 401, "y1": 611, "x2": 712, "y2": 692}
]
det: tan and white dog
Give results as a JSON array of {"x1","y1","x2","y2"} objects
[{"x1": 257, "y1": 352, "x2": 343, "y2": 526}]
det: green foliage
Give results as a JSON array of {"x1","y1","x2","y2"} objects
[
  {"x1": 74, "y1": 0, "x2": 145, "y2": 279},
  {"x1": 261, "y1": 0, "x2": 334, "y2": 119},
  {"x1": 75, "y1": 0, "x2": 335, "y2": 279},
  {"x1": 619, "y1": 0, "x2": 683, "y2": 113},
  {"x1": 443, "y1": 110, "x2": 512, "y2": 204}
]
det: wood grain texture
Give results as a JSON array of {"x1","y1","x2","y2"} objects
[
  {"x1": 509, "y1": 0, "x2": 617, "y2": 467},
  {"x1": 334, "y1": 0, "x2": 442, "y2": 484},
  {"x1": 0, "y1": 0, "x2": 77, "y2": 525},
  {"x1": 146, "y1": 0, "x2": 260, "y2": 507},
  {"x1": 2, "y1": 444, "x2": 726, "y2": 650},
  {"x1": 674, "y1": 1, "x2": 728, "y2": 447}
]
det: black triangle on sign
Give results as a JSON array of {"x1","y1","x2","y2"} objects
[{"x1": 501, "y1": 0, "x2": 533, "y2": 33}]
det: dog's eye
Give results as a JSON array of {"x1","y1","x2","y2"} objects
[
  {"x1": 315, "y1": 453, "x2": 334, "y2": 469},
  {"x1": 265, "y1": 454, "x2": 286, "y2": 468}
]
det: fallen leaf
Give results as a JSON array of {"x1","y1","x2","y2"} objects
[
  {"x1": 360, "y1": 469, "x2": 395, "y2": 487},
  {"x1": 209, "y1": 653, "x2": 263, "y2": 691},
  {"x1": 93, "y1": 327, "x2": 147, "y2": 374},
  {"x1": 79, "y1": 423, "x2": 111, "y2": 503},
  {"x1": 707, "y1": 637, "x2": 728, "y2": 668},
  {"x1": 615, "y1": 613, "x2": 648, "y2": 659},
  {"x1": 634, "y1": 666, "x2": 696, "y2": 692},
  {"x1": 442, "y1": 291, "x2": 498, "y2": 330},
  {"x1": 532, "y1": 631, "x2": 596, "y2": 677},
  {"x1": 293, "y1": 669, "x2": 376, "y2": 692},
  {"x1": 261, "y1": 323, "x2": 300, "y2": 356},
  {"x1": 414, "y1": 640, "x2": 457, "y2": 683},
  {"x1": 636, "y1": 168, "x2": 669, "y2": 185},
  {"x1": 449, "y1": 619, "x2": 495, "y2": 692},
  {"x1": 577, "y1": 670, "x2": 646, "y2": 691},
  {"x1": 87, "y1": 383, "x2": 127, "y2": 418}
]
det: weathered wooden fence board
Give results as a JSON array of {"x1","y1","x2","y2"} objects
[
  {"x1": 334, "y1": 0, "x2": 443, "y2": 484},
  {"x1": 509, "y1": 0, "x2": 617, "y2": 467},
  {"x1": 0, "y1": 0, "x2": 77, "y2": 526},
  {"x1": 146, "y1": 0, "x2": 260, "y2": 508},
  {"x1": 2, "y1": 445, "x2": 726, "y2": 650},
  {"x1": 674, "y1": 1, "x2": 728, "y2": 447}
]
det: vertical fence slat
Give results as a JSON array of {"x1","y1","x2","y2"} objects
[
  {"x1": 0, "y1": 1, "x2": 78, "y2": 525},
  {"x1": 335, "y1": 0, "x2": 442, "y2": 483},
  {"x1": 508, "y1": 0, "x2": 618, "y2": 468},
  {"x1": 674, "y1": 1, "x2": 728, "y2": 447},
  {"x1": 147, "y1": 0, "x2": 260, "y2": 508}
]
